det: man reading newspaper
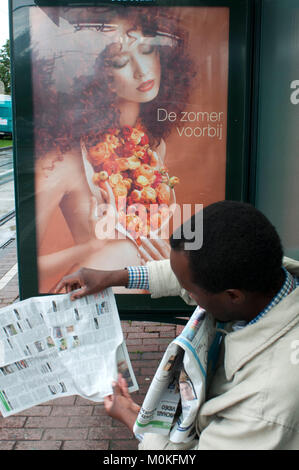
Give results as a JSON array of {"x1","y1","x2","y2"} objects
[{"x1": 56, "y1": 201, "x2": 299, "y2": 450}]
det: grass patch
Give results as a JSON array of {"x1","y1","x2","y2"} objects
[{"x1": 0, "y1": 139, "x2": 13, "y2": 148}]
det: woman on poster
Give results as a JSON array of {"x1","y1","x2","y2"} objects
[{"x1": 33, "y1": 7, "x2": 195, "y2": 291}]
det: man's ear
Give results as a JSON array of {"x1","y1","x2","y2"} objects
[{"x1": 224, "y1": 289, "x2": 245, "y2": 304}]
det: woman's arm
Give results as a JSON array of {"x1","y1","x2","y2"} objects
[
  {"x1": 37, "y1": 238, "x2": 107, "y2": 280},
  {"x1": 35, "y1": 150, "x2": 109, "y2": 284}
]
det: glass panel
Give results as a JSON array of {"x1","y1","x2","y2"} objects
[{"x1": 255, "y1": 0, "x2": 299, "y2": 259}]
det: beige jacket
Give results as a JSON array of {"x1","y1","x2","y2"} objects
[{"x1": 139, "y1": 257, "x2": 299, "y2": 450}]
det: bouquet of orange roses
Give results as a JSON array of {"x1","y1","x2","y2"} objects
[{"x1": 86, "y1": 123, "x2": 179, "y2": 241}]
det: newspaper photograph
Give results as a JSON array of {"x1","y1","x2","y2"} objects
[
  {"x1": 0, "y1": 289, "x2": 138, "y2": 417},
  {"x1": 133, "y1": 307, "x2": 223, "y2": 444}
]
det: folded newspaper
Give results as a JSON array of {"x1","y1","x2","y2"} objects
[
  {"x1": 133, "y1": 307, "x2": 223, "y2": 444},
  {"x1": 0, "y1": 289, "x2": 138, "y2": 417}
]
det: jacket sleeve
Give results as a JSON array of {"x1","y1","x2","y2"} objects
[
  {"x1": 138, "y1": 412, "x2": 292, "y2": 450},
  {"x1": 146, "y1": 259, "x2": 196, "y2": 306}
]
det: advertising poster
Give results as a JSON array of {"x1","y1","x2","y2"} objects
[{"x1": 29, "y1": 5, "x2": 230, "y2": 294}]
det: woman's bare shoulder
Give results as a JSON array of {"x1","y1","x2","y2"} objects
[{"x1": 35, "y1": 147, "x2": 84, "y2": 187}]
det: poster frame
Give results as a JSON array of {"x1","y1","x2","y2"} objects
[{"x1": 10, "y1": 0, "x2": 253, "y2": 319}]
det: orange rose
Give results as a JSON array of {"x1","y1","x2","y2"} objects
[
  {"x1": 88, "y1": 142, "x2": 110, "y2": 166},
  {"x1": 156, "y1": 183, "x2": 171, "y2": 205},
  {"x1": 136, "y1": 175, "x2": 150, "y2": 188},
  {"x1": 105, "y1": 134, "x2": 119, "y2": 148},
  {"x1": 101, "y1": 159, "x2": 119, "y2": 175},
  {"x1": 169, "y1": 176, "x2": 180, "y2": 188},
  {"x1": 130, "y1": 128, "x2": 143, "y2": 145},
  {"x1": 109, "y1": 173, "x2": 123, "y2": 186},
  {"x1": 123, "y1": 178, "x2": 132, "y2": 190},
  {"x1": 134, "y1": 164, "x2": 156, "y2": 185},
  {"x1": 130, "y1": 189, "x2": 142, "y2": 203},
  {"x1": 117, "y1": 158, "x2": 130, "y2": 171},
  {"x1": 112, "y1": 184, "x2": 128, "y2": 198},
  {"x1": 127, "y1": 156, "x2": 141, "y2": 170},
  {"x1": 141, "y1": 186, "x2": 157, "y2": 203},
  {"x1": 92, "y1": 171, "x2": 109, "y2": 186}
]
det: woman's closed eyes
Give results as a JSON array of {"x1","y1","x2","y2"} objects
[{"x1": 111, "y1": 43, "x2": 156, "y2": 69}]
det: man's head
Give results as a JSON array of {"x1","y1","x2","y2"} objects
[{"x1": 169, "y1": 201, "x2": 284, "y2": 322}]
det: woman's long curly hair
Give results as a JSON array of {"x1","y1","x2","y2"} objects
[{"x1": 33, "y1": 7, "x2": 196, "y2": 158}]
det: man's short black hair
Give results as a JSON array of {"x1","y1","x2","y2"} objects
[{"x1": 169, "y1": 201, "x2": 284, "y2": 294}]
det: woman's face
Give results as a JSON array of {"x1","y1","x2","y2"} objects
[{"x1": 107, "y1": 19, "x2": 161, "y2": 104}]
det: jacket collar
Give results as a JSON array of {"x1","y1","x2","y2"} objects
[
  {"x1": 224, "y1": 263, "x2": 299, "y2": 381},
  {"x1": 283, "y1": 256, "x2": 299, "y2": 277}
]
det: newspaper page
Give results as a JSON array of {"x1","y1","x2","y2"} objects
[
  {"x1": 0, "y1": 289, "x2": 138, "y2": 417},
  {"x1": 133, "y1": 307, "x2": 223, "y2": 444}
]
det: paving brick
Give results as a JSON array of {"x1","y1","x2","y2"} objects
[
  {"x1": 131, "y1": 394, "x2": 147, "y2": 405},
  {"x1": 144, "y1": 325, "x2": 175, "y2": 332},
  {"x1": 0, "y1": 441, "x2": 15, "y2": 450},
  {"x1": 159, "y1": 331, "x2": 178, "y2": 338},
  {"x1": 44, "y1": 396, "x2": 76, "y2": 406},
  {"x1": 109, "y1": 439, "x2": 139, "y2": 450},
  {"x1": 131, "y1": 359, "x2": 160, "y2": 368},
  {"x1": 121, "y1": 325, "x2": 144, "y2": 333},
  {"x1": 62, "y1": 440, "x2": 109, "y2": 450},
  {"x1": 25, "y1": 417, "x2": 69, "y2": 428},
  {"x1": 131, "y1": 321, "x2": 156, "y2": 327},
  {"x1": 0, "y1": 428, "x2": 43, "y2": 440},
  {"x1": 43, "y1": 428, "x2": 88, "y2": 441},
  {"x1": 51, "y1": 406, "x2": 93, "y2": 417},
  {"x1": 16, "y1": 406, "x2": 52, "y2": 417},
  {"x1": 140, "y1": 367, "x2": 157, "y2": 376},
  {"x1": 128, "y1": 344, "x2": 159, "y2": 353},
  {"x1": 74, "y1": 396, "x2": 95, "y2": 406},
  {"x1": 127, "y1": 332, "x2": 159, "y2": 339},
  {"x1": 142, "y1": 337, "x2": 170, "y2": 345},
  {"x1": 68, "y1": 416, "x2": 112, "y2": 428},
  {"x1": 138, "y1": 375, "x2": 154, "y2": 385},
  {"x1": 128, "y1": 352, "x2": 143, "y2": 360},
  {"x1": 88, "y1": 426, "x2": 133, "y2": 440},
  {"x1": 93, "y1": 405, "x2": 109, "y2": 416},
  {"x1": 141, "y1": 352, "x2": 165, "y2": 360},
  {"x1": 0, "y1": 417, "x2": 26, "y2": 428},
  {"x1": 15, "y1": 440, "x2": 62, "y2": 450},
  {"x1": 126, "y1": 338, "x2": 142, "y2": 346},
  {"x1": 135, "y1": 385, "x2": 150, "y2": 395}
]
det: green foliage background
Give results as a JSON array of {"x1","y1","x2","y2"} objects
[{"x1": 0, "y1": 40, "x2": 10, "y2": 95}]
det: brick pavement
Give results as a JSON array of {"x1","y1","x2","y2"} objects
[{"x1": 0, "y1": 241, "x2": 185, "y2": 450}]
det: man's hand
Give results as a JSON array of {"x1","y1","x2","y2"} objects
[
  {"x1": 104, "y1": 374, "x2": 140, "y2": 432},
  {"x1": 55, "y1": 267, "x2": 129, "y2": 300}
]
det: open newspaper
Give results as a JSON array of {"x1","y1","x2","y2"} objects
[
  {"x1": 0, "y1": 289, "x2": 138, "y2": 417},
  {"x1": 133, "y1": 307, "x2": 223, "y2": 444}
]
